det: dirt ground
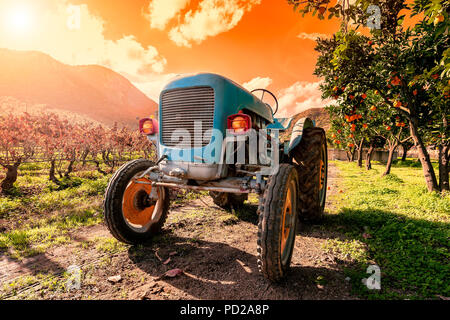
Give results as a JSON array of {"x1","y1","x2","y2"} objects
[{"x1": 0, "y1": 163, "x2": 357, "y2": 300}]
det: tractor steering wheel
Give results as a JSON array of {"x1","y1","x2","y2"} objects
[{"x1": 251, "y1": 89, "x2": 279, "y2": 116}]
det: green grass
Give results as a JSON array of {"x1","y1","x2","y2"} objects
[
  {"x1": 1, "y1": 272, "x2": 73, "y2": 299},
  {"x1": 326, "y1": 161, "x2": 449, "y2": 299},
  {"x1": 0, "y1": 165, "x2": 111, "y2": 258},
  {"x1": 94, "y1": 237, "x2": 128, "y2": 254},
  {"x1": 0, "y1": 206, "x2": 103, "y2": 258}
]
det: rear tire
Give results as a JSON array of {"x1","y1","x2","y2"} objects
[
  {"x1": 209, "y1": 192, "x2": 248, "y2": 209},
  {"x1": 104, "y1": 159, "x2": 170, "y2": 245},
  {"x1": 257, "y1": 164, "x2": 299, "y2": 282},
  {"x1": 292, "y1": 127, "x2": 328, "y2": 222}
]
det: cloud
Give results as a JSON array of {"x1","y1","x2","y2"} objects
[
  {"x1": 168, "y1": 0, "x2": 261, "y2": 47},
  {"x1": 243, "y1": 77, "x2": 273, "y2": 91},
  {"x1": 277, "y1": 81, "x2": 331, "y2": 116},
  {"x1": 145, "y1": 0, "x2": 190, "y2": 30},
  {"x1": 131, "y1": 73, "x2": 181, "y2": 101},
  {"x1": 297, "y1": 32, "x2": 330, "y2": 41},
  {"x1": 0, "y1": 0, "x2": 167, "y2": 77}
]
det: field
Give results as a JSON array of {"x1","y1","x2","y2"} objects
[{"x1": 0, "y1": 160, "x2": 448, "y2": 300}]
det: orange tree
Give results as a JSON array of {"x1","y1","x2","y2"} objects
[
  {"x1": 365, "y1": 100, "x2": 412, "y2": 176},
  {"x1": 306, "y1": 0, "x2": 449, "y2": 192},
  {"x1": 328, "y1": 117, "x2": 360, "y2": 163},
  {"x1": 327, "y1": 87, "x2": 411, "y2": 175},
  {"x1": 327, "y1": 89, "x2": 373, "y2": 166}
]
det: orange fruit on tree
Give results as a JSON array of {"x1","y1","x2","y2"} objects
[
  {"x1": 391, "y1": 76, "x2": 401, "y2": 86},
  {"x1": 413, "y1": 89, "x2": 418, "y2": 96},
  {"x1": 434, "y1": 15, "x2": 444, "y2": 25},
  {"x1": 370, "y1": 105, "x2": 377, "y2": 111},
  {"x1": 386, "y1": 125, "x2": 391, "y2": 131},
  {"x1": 362, "y1": 93, "x2": 367, "y2": 99},
  {"x1": 393, "y1": 101, "x2": 402, "y2": 108}
]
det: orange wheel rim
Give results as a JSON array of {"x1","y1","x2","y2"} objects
[
  {"x1": 319, "y1": 158, "x2": 325, "y2": 190},
  {"x1": 122, "y1": 178, "x2": 156, "y2": 226},
  {"x1": 281, "y1": 188, "x2": 292, "y2": 253}
]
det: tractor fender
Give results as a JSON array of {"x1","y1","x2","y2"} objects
[{"x1": 287, "y1": 117, "x2": 315, "y2": 156}]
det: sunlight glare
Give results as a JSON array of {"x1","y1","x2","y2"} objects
[{"x1": 6, "y1": 5, "x2": 33, "y2": 33}]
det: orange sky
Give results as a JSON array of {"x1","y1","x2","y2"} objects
[
  {"x1": 0, "y1": 0, "x2": 342, "y2": 115},
  {"x1": 70, "y1": 0, "x2": 340, "y2": 87}
]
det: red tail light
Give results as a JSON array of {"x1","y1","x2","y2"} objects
[
  {"x1": 139, "y1": 118, "x2": 158, "y2": 135},
  {"x1": 227, "y1": 112, "x2": 251, "y2": 134}
]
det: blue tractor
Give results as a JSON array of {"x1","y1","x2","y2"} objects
[{"x1": 104, "y1": 73, "x2": 328, "y2": 282}]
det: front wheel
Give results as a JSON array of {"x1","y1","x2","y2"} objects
[
  {"x1": 104, "y1": 159, "x2": 170, "y2": 245},
  {"x1": 257, "y1": 164, "x2": 299, "y2": 282}
]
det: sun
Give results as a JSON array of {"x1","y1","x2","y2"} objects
[{"x1": 6, "y1": 6, "x2": 33, "y2": 33}]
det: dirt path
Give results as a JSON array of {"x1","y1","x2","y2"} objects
[{"x1": 1, "y1": 163, "x2": 356, "y2": 300}]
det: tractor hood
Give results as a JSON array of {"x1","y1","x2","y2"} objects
[
  {"x1": 157, "y1": 73, "x2": 274, "y2": 164},
  {"x1": 161, "y1": 73, "x2": 274, "y2": 123}
]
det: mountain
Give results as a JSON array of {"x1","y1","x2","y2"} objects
[
  {"x1": 285, "y1": 107, "x2": 330, "y2": 135},
  {"x1": 279, "y1": 107, "x2": 330, "y2": 142},
  {"x1": 0, "y1": 49, "x2": 157, "y2": 127},
  {"x1": 292, "y1": 107, "x2": 330, "y2": 131}
]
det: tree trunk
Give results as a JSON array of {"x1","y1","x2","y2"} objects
[
  {"x1": 409, "y1": 119, "x2": 439, "y2": 192},
  {"x1": 438, "y1": 144, "x2": 449, "y2": 191},
  {"x1": 401, "y1": 143, "x2": 409, "y2": 161},
  {"x1": 94, "y1": 160, "x2": 107, "y2": 175},
  {"x1": 81, "y1": 150, "x2": 89, "y2": 167},
  {"x1": 1, "y1": 161, "x2": 21, "y2": 194},
  {"x1": 382, "y1": 144, "x2": 397, "y2": 176},
  {"x1": 357, "y1": 139, "x2": 364, "y2": 167},
  {"x1": 366, "y1": 145, "x2": 374, "y2": 170},
  {"x1": 65, "y1": 160, "x2": 75, "y2": 177},
  {"x1": 49, "y1": 160, "x2": 60, "y2": 185},
  {"x1": 347, "y1": 149, "x2": 355, "y2": 162}
]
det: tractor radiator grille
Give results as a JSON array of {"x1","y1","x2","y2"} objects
[{"x1": 161, "y1": 86, "x2": 215, "y2": 148}]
